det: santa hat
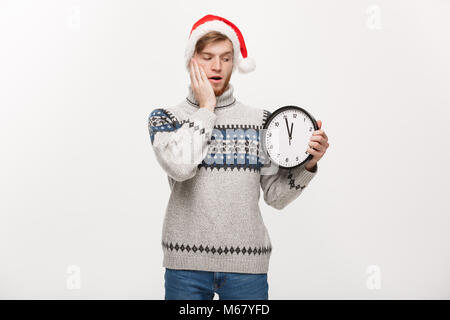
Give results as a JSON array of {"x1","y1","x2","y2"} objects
[{"x1": 184, "y1": 14, "x2": 256, "y2": 74}]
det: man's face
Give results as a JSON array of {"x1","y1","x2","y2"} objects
[{"x1": 192, "y1": 39, "x2": 234, "y2": 96}]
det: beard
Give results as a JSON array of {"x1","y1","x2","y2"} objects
[{"x1": 213, "y1": 72, "x2": 232, "y2": 96}]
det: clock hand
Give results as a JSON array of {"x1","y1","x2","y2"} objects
[
  {"x1": 285, "y1": 117, "x2": 293, "y2": 139},
  {"x1": 284, "y1": 118, "x2": 291, "y2": 138},
  {"x1": 288, "y1": 122, "x2": 293, "y2": 146}
]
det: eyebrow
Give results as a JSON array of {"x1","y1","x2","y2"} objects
[{"x1": 201, "y1": 51, "x2": 233, "y2": 56}]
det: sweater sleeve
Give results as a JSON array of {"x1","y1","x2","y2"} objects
[
  {"x1": 148, "y1": 107, "x2": 217, "y2": 182},
  {"x1": 259, "y1": 108, "x2": 318, "y2": 210},
  {"x1": 260, "y1": 162, "x2": 318, "y2": 210}
]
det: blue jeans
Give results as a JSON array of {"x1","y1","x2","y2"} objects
[{"x1": 164, "y1": 268, "x2": 269, "y2": 300}]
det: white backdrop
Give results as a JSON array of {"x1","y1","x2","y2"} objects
[{"x1": 1, "y1": 0, "x2": 449, "y2": 299}]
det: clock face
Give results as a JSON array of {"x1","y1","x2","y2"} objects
[{"x1": 262, "y1": 106, "x2": 318, "y2": 169}]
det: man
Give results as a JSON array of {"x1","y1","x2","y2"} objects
[{"x1": 148, "y1": 15, "x2": 329, "y2": 300}]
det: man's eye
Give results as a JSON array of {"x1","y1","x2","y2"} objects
[{"x1": 203, "y1": 57, "x2": 230, "y2": 61}]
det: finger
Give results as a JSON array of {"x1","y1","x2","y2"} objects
[
  {"x1": 310, "y1": 135, "x2": 325, "y2": 143},
  {"x1": 309, "y1": 140, "x2": 323, "y2": 152},
  {"x1": 307, "y1": 147, "x2": 319, "y2": 156},
  {"x1": 311, "y1": 135, "x2": 329, "y2": 148},
  {"x1": 313, "y1": 129, "x2": 323, "y2": 136},
  {"x1": 199, "y1": 64, "x2": 208, "y2": 82},
  {"x1": 188, "y1": 59, "x2": 195, "y2": 85},
  {"x1": 189, "y1": 59, "x2": 198, "y2": 87},
  {"x1": 312, "y1": 138, "x2": 329, "y2": 150},
  {"x1": 196, "y1": 60, "x2": 206, "y2": 82},
  {"x1": 313, "y1": 129, "x2": 328, "y2": 140},
  {"x1": 192, "y1": 59, "x2": 201, "y2": 84}
]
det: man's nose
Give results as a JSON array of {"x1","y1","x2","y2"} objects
[{"x1": 212, "y1": 57, "x2": 222, "y2": 70}]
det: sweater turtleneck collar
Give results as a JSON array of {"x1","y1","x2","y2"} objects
[{"x1": 186, "y1": 82, "x2": 236, "y2": 109}]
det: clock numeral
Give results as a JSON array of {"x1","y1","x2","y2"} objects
[
  {"x1": 304, "y1": 117, "x2": 306, "y2": 122},
  {"x1": 309, "y1": 127, "x2": 312, "y2": 131},
  {"x1": 293, "y1": 114, "x2": 297, "y2": 118},
  {"x1": 283, "y1": 115, "x2": 287, "y2": 119},
  {"x1": 305, "y1": 151, "x2": 308, "y2": 155},
  {"x1": 268, "y1": 132, "x2": 271, "y2": 137},
  {"x1": 285, "y1": 157, "x2": 289, "y2": 162},
  {"x1": 269, "y1": 145, "x2": 273, "y2": 149},
  {"x1": 275, "y1": 122, "x2": 279, "y2": 127},
  {"x1": 296, "y1": 156, "x2": 299, "y2": 161}
]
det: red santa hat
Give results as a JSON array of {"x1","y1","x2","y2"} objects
[{"x1": 184, "y1": 14, "x2": 256, "y2": 74}]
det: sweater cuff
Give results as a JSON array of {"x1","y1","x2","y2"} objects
[{"x1": 290, "y1": 162, "x2": 318, "y2": 187}]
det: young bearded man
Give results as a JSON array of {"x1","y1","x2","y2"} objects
[{"x1": 148, "y1": 14, "x2": 329, "y2": 300}]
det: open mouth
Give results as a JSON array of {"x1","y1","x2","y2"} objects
[{"x1": 208, "y1": 76, "x2": 223, "y2": 84}]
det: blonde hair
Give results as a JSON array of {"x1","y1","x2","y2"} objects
[{"x1": 194, "y1": 31, "x2": 234, "y2": 56}]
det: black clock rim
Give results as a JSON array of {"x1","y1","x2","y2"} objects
[{"x1": 261, "y1": 105, "x2": 319, "y2": 170}]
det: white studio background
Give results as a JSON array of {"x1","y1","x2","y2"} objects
[{"x1": 0, "y1": 0, "x2": 449, "y2": 299}]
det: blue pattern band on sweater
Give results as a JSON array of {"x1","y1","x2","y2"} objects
[
  {"x1": 149, "y1": 108, "x2": 273, "y2": 172},
  {"x1": 148, "y1": 108, "x2": 205, "y2": 144}
]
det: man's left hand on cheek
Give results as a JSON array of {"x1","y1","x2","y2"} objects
[{"x1": 305, "y1": 120, "x2": 329, "y2": 172}]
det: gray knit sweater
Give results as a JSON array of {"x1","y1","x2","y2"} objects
[{"x1": 148, "y1": 83, "x2": 318, "y2": 274}]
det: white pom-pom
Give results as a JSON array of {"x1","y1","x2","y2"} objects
[{"x1": 238, "y1": 56, "x2": 256, "y2": 73}]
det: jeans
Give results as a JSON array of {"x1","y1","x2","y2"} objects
[{"x1": 164, "y1": 268, "x2": 269, "y2": 300}]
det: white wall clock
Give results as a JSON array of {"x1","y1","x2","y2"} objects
[{"x1": 261, "y1": 105, "x2": 319, "y2": 169}]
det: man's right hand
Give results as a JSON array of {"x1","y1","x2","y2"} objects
[{"x1": 189, "y1": 58, "x2": 216, "y2": 112}]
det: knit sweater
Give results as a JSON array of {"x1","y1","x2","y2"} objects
[{"x1": 147, "y1": 83, "x2": 318, "y2": 274}]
